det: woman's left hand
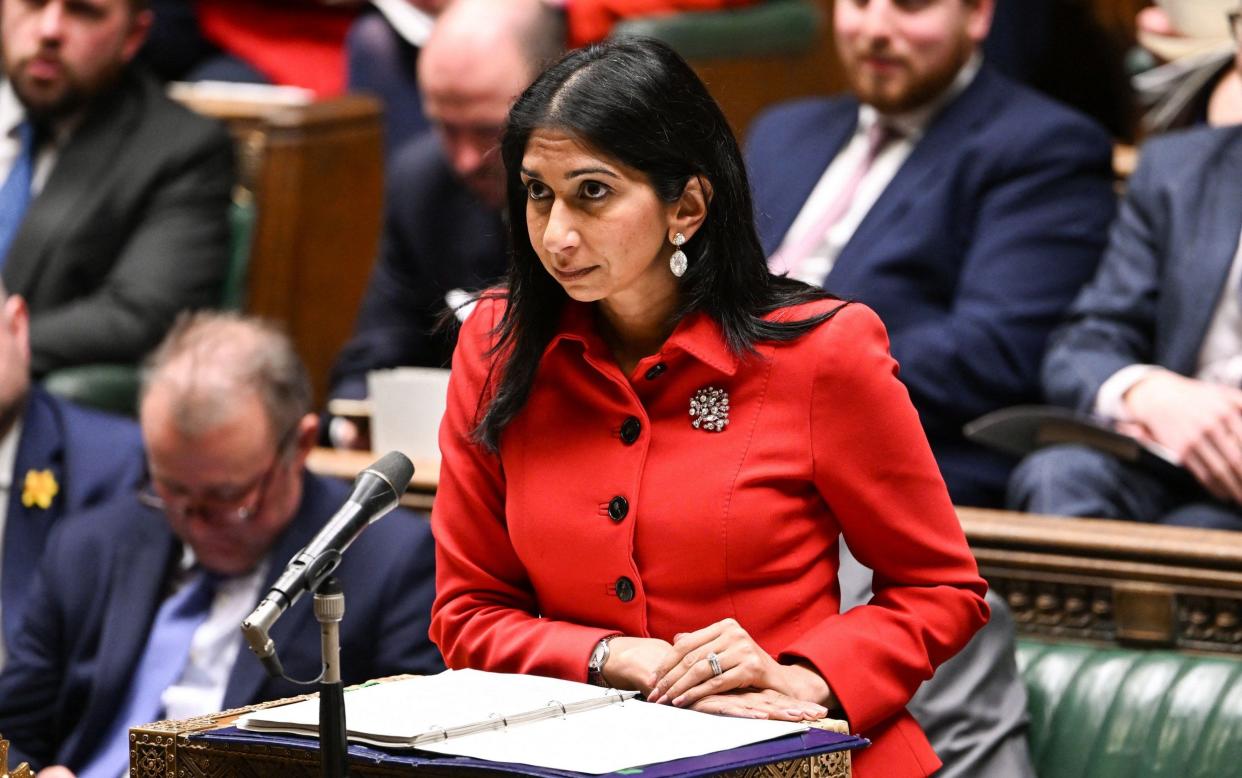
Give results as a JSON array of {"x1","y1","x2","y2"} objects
[
  {"x1": 648, "y1": 618, "x2": 833, "y2": 709},
  {"x1": 689, "y1": 689, "x2": 828, "y2": 722}
]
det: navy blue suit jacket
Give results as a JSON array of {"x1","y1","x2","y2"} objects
[
  {"x1": 746, "y1": 66, "x2": 1116, "y2": 506},
  {"x1": 2, "y1": 388, "x2": 144, "y2": 647},
  {"x1": 0, "y1": 471, "x2": 442, "y2": 772},
  {"x1": 1043, "y1": 125, "x2": 1242, "y2": 409},
  {"x1": 329, "y1": 133, "x2": 507, "y2": 401}
]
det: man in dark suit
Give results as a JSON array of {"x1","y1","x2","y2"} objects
[
  {"x1": 0, "y1": 0, "x2": 233, "y2": 376},
  {"x1": 0, "y1": 312, "x2": 441, "y2": 777},
  {"x1": 1009, "y1": 125, "x2": 1242, "y2": 531},
  {"x1": 746, "y1": 2, "x2": 1116, "y2": 776},
  {"x1": 326, "y1": 0, "x2": 562, "y2": 447},
  {"x1": 746, "y1": 0, "x2": 1116, "y2": 509},
  {"x1": 0, "y1": 283, "x2": 145, "y2": 671}
]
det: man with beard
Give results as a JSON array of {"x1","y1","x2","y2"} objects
[
  {"x1": 745, "y1": 1, "x2": 1116, "y2": 776},
  {"x1": 747, "y1": 0, "x2": 1115, "y2": 510},
  {"x1": 0, "y1": 0, "x2": 233, "y2": 376}
]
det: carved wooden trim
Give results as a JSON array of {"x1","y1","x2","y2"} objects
[
  {"x1": 961, "y1": 508, "x2": 1242, "y2": 654},
  {"x1": 0, "y1": 738, "x2": 33, "y2": 778}
]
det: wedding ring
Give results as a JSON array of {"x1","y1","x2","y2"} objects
[{"x1": 707, "y1": 651, "x2": 723, "y2": 677}]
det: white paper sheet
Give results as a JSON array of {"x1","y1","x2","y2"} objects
[{"x1": 416, "y1": 696, "x2": 808, "y2": 774}]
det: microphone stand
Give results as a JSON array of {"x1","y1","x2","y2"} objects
[{"x1": 315, "y1": 576, "x2": 348, "y2": 778}]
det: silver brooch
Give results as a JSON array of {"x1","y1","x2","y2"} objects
[{"x1": 689, "y1": 387, "x2": 729, "y2": 432}]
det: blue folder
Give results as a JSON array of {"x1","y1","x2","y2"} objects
[{"x1": 193, "y1": 725, "x2": 868, "y2": 776}]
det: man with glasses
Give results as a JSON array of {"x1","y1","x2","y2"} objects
[
  {"x1": 0, "y1": 312, "x2": 442, "y2": 778},
  {"x1": 0, "y1": 282, "x2": 144, "y2": 673}
]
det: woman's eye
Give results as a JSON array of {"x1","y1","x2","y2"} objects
[
  {"x1": 580, "y1": 181, "x2": 609, "y2": 200},
  {"x1": 525, "y1": 181, "x2": 550, "y2": 200}
]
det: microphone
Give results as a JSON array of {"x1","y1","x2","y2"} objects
[{"x1": 242, "y1": 451, "x2": 414, "y2": 677}]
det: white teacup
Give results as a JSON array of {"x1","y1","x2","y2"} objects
[{"x1": 1156, "y1": 0, "x2": 1238, "y2": 40}]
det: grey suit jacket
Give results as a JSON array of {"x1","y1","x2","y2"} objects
[
  {"x1": 1, "y1": 67, "x2": 235, "y2": 375},
  {"x1": 1043, "y1": 125, "x2": 1242, "y2": 409}
]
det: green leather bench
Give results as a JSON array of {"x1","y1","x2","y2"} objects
[
  {"x1": 610, "y1": 0, "x2": 824, "y2": 61},
  {"x1": 1019, "y1": 637, "x2": 1242, "y2": 777}
]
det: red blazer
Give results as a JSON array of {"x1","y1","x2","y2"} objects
[{"x1": 430, "y1": 297, "x2": 989, "y2": 777}]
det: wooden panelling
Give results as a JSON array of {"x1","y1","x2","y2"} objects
[{"x1": 179, "y1": 94, "x2": 385, "y2": 409}]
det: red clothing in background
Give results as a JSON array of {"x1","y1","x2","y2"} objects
[
  {"x1": 566, "y1": 0, "x2": 762, "y2": 47},
  {"x1": 431, "y1": 296, "x2": 989, "y2": 777},
  {"x1": 195, "y1": 0, "x2": 356, "y2": 97},
  {"x1": 193, "y1": 0, "x2": 761, "y2": 96}
]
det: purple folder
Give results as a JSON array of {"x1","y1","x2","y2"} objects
[{"x1": 194, "y1": 725, "x2": 868, "y2": 776}]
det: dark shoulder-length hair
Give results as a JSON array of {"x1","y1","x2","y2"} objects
[{"x1": 474, "y1": 36, "x2": 840, "y2": 449}]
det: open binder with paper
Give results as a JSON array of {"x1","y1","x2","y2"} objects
[{"x1": 236, "y1": 669, "x2": 851, "y2": 775}]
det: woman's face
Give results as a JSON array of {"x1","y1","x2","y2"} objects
[{"x1": 520, "y1": 128, "x2": 679, "y2": 308}]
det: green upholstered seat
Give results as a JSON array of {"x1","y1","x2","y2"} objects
[
  {"x1": 1018, "y1": 638, "x2": 1242, "y2": 778},
  {"x1": 610, "y1": 0, "x2": 824, "y2": 61},
  {"x1": 42, "y1": 363, "x2": 142, "y2": 417},
  {"x1": 41, "y1": 196, "x2": 256, "y2": 416}
]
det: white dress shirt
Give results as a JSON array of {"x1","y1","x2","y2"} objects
[
  {"x1": 160, "y1": 547, "x2": 268, "y2": 722},
  {"x1": 1096, "y1": 225, "x2": 1242, "y2": 419},
  {"x1": 0, "y1": 80, "x2": 72, "y2": 197},
  {"x1": 771, "y1": 55, "x2": 982, "y2": 286}
]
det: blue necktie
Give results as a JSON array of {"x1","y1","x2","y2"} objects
[
  {"x1": 0, "y1": 120, "x2": 39, "y2": 268},
  {"x1": 78, "y1": 570, "x2": 216, "y2": 778}
]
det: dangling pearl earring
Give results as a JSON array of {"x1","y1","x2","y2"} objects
[{"x1": 670, "y1": 233, "x2": 688, "y2": 278}]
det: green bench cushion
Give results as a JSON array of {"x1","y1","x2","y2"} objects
[
  {"x1": 1018, "y1": 638, "x2": 1242, "y2": 778},
  {"x1": 610, "y1": 0, "x2": 824, "y2": 61}
]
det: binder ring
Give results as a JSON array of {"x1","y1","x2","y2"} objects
[{"x1": 547, "y1": 699, "x2": 568, "y2": 716}]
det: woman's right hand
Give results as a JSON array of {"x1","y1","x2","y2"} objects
[{"x1": 602, "y1": 637, "x2": 673, "y2": 695}]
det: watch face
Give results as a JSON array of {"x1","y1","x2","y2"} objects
[{"x1": 589, "y1": 642, "x2": 607, "y2": 670}]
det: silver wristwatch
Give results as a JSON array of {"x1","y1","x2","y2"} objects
[{"x1": 587, "y1": 636, "x2": 615, "y2": 686}]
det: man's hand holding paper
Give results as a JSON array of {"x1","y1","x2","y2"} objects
[{"x1": 1124, "y1": 369, "x2": 1242, "y2": 503}]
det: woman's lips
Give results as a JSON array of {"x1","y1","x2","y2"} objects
[{"x1": 552, "y1": 266, "x2": 597, "y2": 281}]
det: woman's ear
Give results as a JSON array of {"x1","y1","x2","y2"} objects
[{"x1": 669, "y1": 175, "x2": 713, "y2": 242}]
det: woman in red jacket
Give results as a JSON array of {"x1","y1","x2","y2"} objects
[{"x1": 429, "y1": 38, "x2": 989, "y2": 777}]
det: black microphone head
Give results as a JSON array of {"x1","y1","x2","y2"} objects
[{"x1": 365, "y1": 450, "x2": 415, "y2": 498}]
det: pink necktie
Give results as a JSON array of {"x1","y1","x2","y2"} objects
[{"x1": 770, "y1": 121, "x2": 899, "y2": 279}]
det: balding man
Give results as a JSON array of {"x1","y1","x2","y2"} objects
[
  {"x1": 0, "y1": 312, "x2": 441, "y2": 778},
  {"x1": 327, "y1": 0, "x2": 563, "y2": 445}
]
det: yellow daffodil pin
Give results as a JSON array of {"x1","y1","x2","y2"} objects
[{"x1": 21, "y1": 469, "x2": 59, "y2": 510}]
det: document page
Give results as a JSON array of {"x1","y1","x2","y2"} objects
[
  {"x1": 239, "y1": 669, "x2": 618, "y2": 744},
  {"x1": 416, "y1": 696, "x2": 808, "y2": 774}
]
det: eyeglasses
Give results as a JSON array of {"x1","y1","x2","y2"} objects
[{"x1": 139, "y1": 426, "x2": 297, "y2": 525}]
